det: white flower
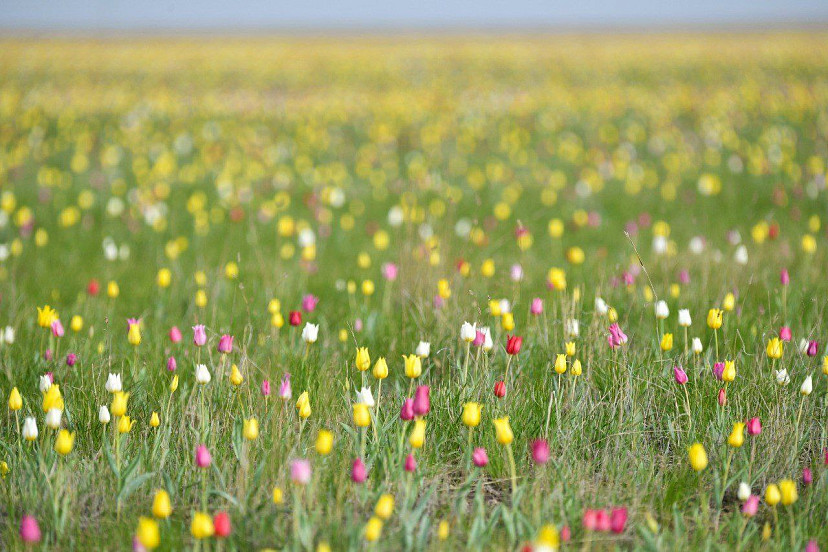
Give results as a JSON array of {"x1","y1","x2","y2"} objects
[
  {"x1": 594, "y1": 297, "x2": 608, "y2": 315},
  {"x1": 734, "y1": 245, "x2": 748, "y2": 265},
  {"x1": 481, "y1": 327, "x2": 493, "y2": 352},
  {"x1": 460, "y1": 322, "x2": 476, "y2": 343},
  {"x1": 301, "y1": 323, "x2": 319, "y2": 344},
  {"x1": 737, "y1": 482, "x2": 751, "y2": 502},
  {"x1": 387, "y1": 206, "x2": 404, "y2": 227},
  {"x1": 99, "y1": 405, "x2": 111, "y2": 424},
  {"x1": 3, "y1": 326, "x2": 14, "y2": 344},
  {"x1": 45, "y1": 408, "x2": 62, "y2": 429},
  {"x1": 195, "y1": 364, "x2": 212, "y2": 384},
  {"x1": 692, "y1": 338, "x2": 703, "y2": 354},
  {"x1": 22, "y1": 417, "x2": 38, "y2": 440},
  {"x1": 415, "y1": 341, "x2": 430, "y2": 358},
  {"x1": 565, "y1": 319, "x2": 580, "y2": 338},
  {"x1": 801, "y1": 375, "x2": 813, "y2": 396},
  {"x1": 655, "y1": 300, "x2": 669, "y2": 320},
  {"x1": 798, "y1": 339, "x2": 809, "y2": 354},
  {"x1": 105, "y1": 373, "x2": 122, "y2": 393},
  {"x1": 689, "y1": 236, "x2": 705, "y2": 254},
  {"x1": 509, "y1": 264, "x2": 523, "y2": 282},
  {"x1": 103, "y1": 237, "x2": 118, "y2": 260},
  {"x1": 355, "y1": 387, "x2": 375, "y2": 407},
  {"x1": 678, "y1": 309, "x2": 692, "y2": 327},
  {"x1": 775, "y1": 369, "x2": 790, "y2": 386},
  {"x1": 297, "y1": 228, "x2": 316, "y2": 248},
  {"x1": 652, "y1": 235, "x2": 667, "y2": 255},
  {"x1": 499, "y1": 299, "x2": 511, "y2": 314},
  {"x1": 39, "y1": 375, "x2": 52, "y2": 392}
]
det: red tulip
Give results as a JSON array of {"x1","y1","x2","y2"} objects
[
  {"x1": 493, "y1": 381, "x2": 506, "y2": 398},
  {"x1": 289, "y1": 311, "x2": 302, "y2": 326},
  {"x1": 609, "y1": 507, "x2": 627, "y2": 534},
  {"x1": 506, "y1": 335, "x2": 523, "y2": 355},
  {"x1": 213, "y1": 511, "x2": 231, "y2": 538}
]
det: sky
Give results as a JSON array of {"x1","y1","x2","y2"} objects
[{"x1": 2, "y1": 0, "x2": 827, "y2": 30}]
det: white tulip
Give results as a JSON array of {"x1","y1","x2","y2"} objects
[
  {"x1": 460, "y1": 322, "x2": 477, "y2": 343},
  {"x1": 798, "y1": 339, "x2": 809, "y2": 354},
  {"x1": 594, "y1": 297, "x2": 608, "y2": 315},
  {"x1": 692, "y1": 338, "x2": 703, "y2": 354},
  {"x1": 775, "y1": 369, "x2": 790, "y2": 386},
  {"x1": 678, "y1": 309, "x2": 692, "y2": 327},
  {"x1": 39, "y1": 374, "x2": 52, "y2": 392},
  {"x1": 22, "y1": 417, "x2": 38, "y2": 441},
  {"x1": 45, "y1": 408, "x2": 62, "y2": 429},
  {"x1": 415, "y1": 341, "x2": 430, "y2": 358},
  {"x1": 652, "y1": 235, "x2": 667, "y2": 254},
  {"x1": 99, "y1": 405, "x2": 111, "y2": 424},
  {"x1": 3, "y1": 326, "x2": 14, "y2": 344},
  {"x1": 801, "y1": 375, "x2": 813, "y2": 396},
  {"x1": 481, "y1": 327, "x2": 494, "y2": 352},
  {"x1": 689, "y1": 236, "x2": 705, "y2": 254},
  {"x1": 565, "y1": 319, "x2": 580, "y2": 338},
  {"x1": 105, "y1": 373, "x2": 122, "y2": 393},
  {"x1": 734, "y1": 245, "x2": 748, "y2": 265},
  {"x1": 195, "y1": 364, "x2": 212, "y2": 384},
  {"x1": 499, "y1": 299, "x2": 511, "y2": 314},
  {"x1": 355, "y1": 387, "x2": 375, "y2": 407},
  {"x1": 655, "y1": 300, "x2": 669, "y2": 320},
  {"x1": 737, "y1": 482, "x2": 751, "y2": 502},
  {"x1": 301, "y1": 323, "x2": 319, "y2": 344}
]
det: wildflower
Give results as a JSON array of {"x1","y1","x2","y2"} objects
[
  {"x1": 660, "y1": 333, "x2": 673, "y2": 351},
  {"x1": 404, "y1": 354, "x2": 422, "y2": 379},
  {"x1": 501, "y1": 313, "x2": 515, "y2": 331},
  {"x1": 315, "y1": 429, "x2": 333, "y2": 455},
  {"x1": 707, "y1": 309, "x2": 723, "y2": 329},
  {"x1": 531, "y1": 439, "x2": 550, "y2": 464},
  {"x1": 195, "y1": 445, "x2": 212, "y2": 468},
  {"x1": 302, "y1": 323, "x2": 319, "y2": 344},
  {"x1": 353, "y1": 403, "x2": 371, "y2": 428},
  {"x1": 20, "y1": 515, "x2": 41, "y2": 543},
  {"x1": 803, "y1": 467, "x2": 813, "y2": 485},
  {"x1": 400, "y1": 398, "x2": 414, "y2": 421},
  {"x1": 217, "y1": 334, "x2": 233, "y2": 354},
  {"x1": 170, "y1": 375, "x2": 179, "y2": 393},
  {"x1": 801, "y1": 375, "x2": 813, "y2": 395},
  {"x1": 364, "y1": 516, "x2": 383, "y2": 542},
  {"x1": 136, "y1": 517, "x2": 159, "y2": 550},
  {"x1": 352, "y1": 458, "x2": 368, "y2": 483},
  {"x1": 778, "y1": 479, "x2": 798, "y2": 505},
  {"x1": 355, "y1": 347, "x2": 371, "y2": 371},
  {"x1": 192, "y1": 325, "x2": 207, "y2": 347},
  {"x1": 565, "y1": 319, "x2": 580, "y2": 338},
  {"x1": 692, "y1": 337, "x2": 703, "y2": 354},
  {"x1": 438, "y1": 520, "x2": 450, "y2": 540},
  {"x1": 279, "y1": 374, "x2": 291, "y2": 399},
  {"x1": 689, "y1": 443, "x2": 708, "y2": 471},
  {"x1": 530, "y1": 298, "x2": 543, "y2": 315},
  {"x1": 655, "y1": 300, "x2": 669, "y2": 319},
  {"x1": 722, "y1": 360, "x2": 736, "y2": 382},
  {"x1": 296, "y1": 391, "x2": 311, "y2": 419},
  {"x1": 494, "y1": 381, "x2": 506, "y2": 398},
  {"x1": 674, "y1": 366, "x2": 688, "y2": 384},
  {"x1": 37, "y1": 305, "x2": 58, "y2": 328},
  {"x1": 118, "y1": 416, "x2": 135, "y2": 433},
  {"x1": 610, "y1": 508, "x2": 628, "y2": 534},
  {"x1": 506, "y1": 335, "x2": 523, "y2": 355},
  {"x1": 301, "y1": 294, "x2": 319, "y2": 312},
  {"x1": 190, "y1": 512, "x2": 215, "y2": 539},
  {"x1": 229, "y1": 365, "x2": 243, "y2": 386},
  {"x1": 678, "y1": 309, "x2": 692, "y2": 327},
  {"x1": 472, "y1": 447, "x2": 489, "y2": 467},
  {"x1": 375, "y1": 494, "x2": 394, "y2": 520},
  {"x1": 413, "y1": 386, "x2": 430, "y2": 416},
  {"x1": 565, "y1": 341, "x2": 576, "y2": 357},
  {"x1": 152, "y1": 490, "x2": 172, "y2": 519},
  {"x1": 728, "y1": 422, "x2": 745, "y2": 448},
  {"x1": 195, "y1": 364, "x2": 211, "y2": 384},
  {"x1": 415, "y1": 341, "x2": 430, "y2": 358},
  {"x1": 289, "y1": 311, "x2": 302, "y2": 326},
  {"x1": 409, "y1": 419, "x2": 426, "y2": 449},
  {"x1": 39, "y1": 374, "x2": 52, "y2": 392},
  {"x1": 460, "y1": 322, "x2": 476, "y2": 342},
  {"x1": 106, "y1": 373, "x2": 123, "y2": 393},
  {"x1": 169, "y1": 327, "x2": 182, "y2": 343},
  {"x1": 356, "y1": 387, "x2": 375, "y2": 407},
  {"x1": 127, "y1": 318, "x2": 141, "y2": 346},
  {"x1": 111, "y1": 391, "x2": 129, "y2": 417},
  {"x1": 54, "y1": 429, "x2": 74, "y2": 455},
  {"x1": 737, "y1": 482, "x2": 751, "y2": 501},
  {"x1": 99, "y1": 406, "x2": 110, "y2": 424},
  {"x1": 272, "y1": 487, "x2": 284, "y2": 504},
  {"x1": 535, "y1": 524, "x2": 560, "y2": 549},
  {"x1": 765, "y1": 484, "x2": 781, "y2": 506},
  {"x1": 493, "y1": 417, "x2": 514, "y2": 445},
  {"x1": 775, "y1": 369, "x2": 790, "y2": 385},
  {"x1": 746, "y1": 417, "x2": 761, "y2": 435},
  {"x1": 766, "y1": 337, "x2": 784, "y2": 359},
  {"x1": 742, "y1": 495, "x2": 759, "y2": 516},
  {"x1": 608, "y1": 323, "x2": 628, "y2": 348},
  {"x1": 8, "y1": 387, "x2": 21, "y2": 411},
  {"x1": 404, "y1": 453, "x2": 417, "y2": 472},
  {"x1": 243, "y1": 418, "x2": 259, "y2": 440},
  {"x1": 807, "y1": 341, "x2": 819, "y2": 357}
]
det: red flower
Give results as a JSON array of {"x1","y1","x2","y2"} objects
[
  {"x1": 493, "y1": 381, "x2": 506, "y2": 398},
  {"x1": 213, "y1": 511, "x2": 231, "y2": 538},
  {"x1": 288, "y1": 311, "x2": 302, "y2": 327},
  {"x1": 87, "y1": 279, "x2": 100, "y2": 296},
  {"x1": 506, "y1": 335, "x2": 523, "y2": 355},
  {"x1": 609, "y1": 507, "x2": 627, "y2": 534}
]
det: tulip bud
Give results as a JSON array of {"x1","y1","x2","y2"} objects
[
  {"x1": 404, "y1": 453, "x2": 417, "y2": 472},
  {"x1": 351, "y1": 458, "x2": 368, "y2": 483},
  {"x1": 472, "y1": 447, "x2": 488, "y2": 467},
  {"x1": 195, "y1": 445, "x2": 212, "y2": 468}
]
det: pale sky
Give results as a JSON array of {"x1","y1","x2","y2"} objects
[{"x1": 2, "y1": 0, "x2": 827, "y2": 30}]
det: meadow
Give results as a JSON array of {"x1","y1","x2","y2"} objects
[{"x1": 0, "y1": 31, "x2": 827, "y2": 550}]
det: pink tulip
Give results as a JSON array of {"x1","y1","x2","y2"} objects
[
  {"x1": 806, "y1": 540, "x2": 820, "y2": 552},
  {"x1": 217, "y1": 334, "x2": 234, "y2": 354},
  {"x1": 261, "y1": 379, "x2": 271, "y2": 398},
  {"x1": 712, "y1": 362, "x2": 725, "y2": 381},
  {"x1": 278, "y1": 373, "x2": 291, "y2": 400},
  {"x1": 43, "y1": 349, "x2": 52, "y2": 362},
  {"x1": 531, "y1": 439, "x2": 550, "y2": 465},
  {"x1": 803, "y1": 467, "x2": 813, "y2": 485},
  {"x1": 381, "y1": 262, "x2": 398, "y2": 281},
  {"x1": 473, "y1": 330, "x2": 486, "y2": 347},
  {"x1": 746, "y1": 417, "x2": 761, "y2": 436},
  {"x1": 351, "y1": 458, "x2": 367, "y2": 483},
  {"x1": 65, "y1": 353, "x2": 77, "y2": 367},
  {"x1": 195, "y1": 445, "x2": 212, "y2": 468},
  {"x1": 673, "y1": 366, "x2": 688, "y2": 385},
  {"x1": 19, "y1": 515, "x2": 41, "y2": 543},
  {"x1": 678, "y1": 270, "x2": 690, "y2": 285},
  {"x1": 193, "y1": 324, "x2": 207, "y2": 347},
  {"x1": 608, "y1": 323, "x2": 628, "y2": 349},
  {"x1": 780, "y1": 268, "x2": 790, "y2": 286},
  {"x1": 290, "y1": 459, "x2": 312, "y2": 485},
  {"x1": 413, "y1": 386, "x2": 430, "y2": 416},
  {"x1": 742, "y1": 495, "x2": 759, "y2": 517},
  {"x1": 404, "y1": 453, "x2": 417, "y2": 472},
  {"x1": 400, "y1": 399, "x2": 414, "y2": 421},
  {"x1": 560, "y1": 525, "x2": 571, "y2": 542},
  {"x1": 582, "y1": 509, "x2": 598, "y2": 531},
  {"x1": 166, "y1": 356, "x2": 177, "y2": 372},
  {"x1": 169, "y1": 326, "x2": 182, "y2": 343},
  {"x1": 780, "y1": 326, "x2": 792, "y2": 342},
  {"x1": 807, "y1": 341, "x2": 819, "y2": 357},
  {"x1": 472, "y1": 447, "x2": 488, "y2": 467},
  {"x1": 718, "y1": 388, "x2": 727, "y2": 406},
  {"x1": 609, "y1": 507, "x2": 627, "y2": 534},
  {"x1": 301, "y1": 294, "x2": 319, "y2": 313},
  {"x1": 51, "y1": 319, "x2": 64, "y2": 338},
  {"x1": 530, "y1": 298, "x2": 543, "y2": 315},
  {"x1": 594, "y1": 509, "x2": 610, "y2": 532}
]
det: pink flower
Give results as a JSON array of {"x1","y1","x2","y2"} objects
[
  {"x1": 301, "y1": 294, "x2": 319, "y2": 313},
  {"x1": 530, "y1": 298, "x2": 543, "y2": 315},
  {"x1": 674, "y1": 366, "x2": 688, "y2": 385},
  {"x1": 582, "y1": 509, "x2": 598, "y2": 531},
  {"x1": 678, "y1": 270, "x2": 690, "y2": 285},
  {"x1": 746, "y1": 417, "x2": 761, "y2": 436},
  {"x1": 354, "y1": 318, "x2": 363, "y2": 332},
  {"x1": 404, "y1": 453, "x2": 417, "y2": 472},
  {"x1": 433, "y1": 295, "x2": 444, "y2": 309},
  {"x1": 712, "y1": 362, "x2": 725, "y2": 381},
  {"x1": 807, "y1": 341, "x2": 819, "y2": 357},
  {"x1": 351, "y1": 458, "x2": 367, "y2": 483},
  {"x1": 595, "y1": 509, "x2": 611, "y2": 532},
  {"x1": 806, "y1": 540, "x2": 820, "y2": 552},
  {"x1": 413, "y1": 386, "x2": 430, "y2": 416},
  {"x1": 169, "y1": 326, "x2": 182, "y2": 343},
  {"x1": 19, "y1": 515, "x2": 41, "y2": 543},
  {"x1": 261, "y1": 379, "x2": 271, "y2": 398},
  {"x1": 803, "y1": 467, "x2": 813, "y2": 485},
  {"x1": 560, "y1": 525, "x2": 571, "y2": 542},
  {"x1": 65, "y1": 353, "x2": 77, "y2": 367},
  {"x1": 167, "y1": 356, "x2": 177, "y2": 372},
  {"x1": 43, "y1": 349, "x2": 52, "y2": 362},
  {"x1": 195, "y1": 445, "x2": 212, "y2": 468},
  {"x1": 718, "y1": 388, "x2": 727, "y2": 406},
  {"x1": 290, "y1": 459, "x2": 312, "y2": 485},
  {"x1": 278, "y1": 373, "x2": 291, "y2": 400},
  {"x1": 610, "y1": 508, "x2": 627, "y2": 534},
  {"x1": 742, "y1": 495, "x2": 759, "y2": 517},
  {"x1": 193, "y1": 325, "x2": 207, "y2": 347},
  {"x1": 217, "y1": 334, "x2": 234, "y2": 354},
  {"x1": 51, "y1": 319, "x2": 64, "y2": 338},
  {"x1": 780, "y1": 326, "x2": 792, "y2": 342},
  {"x1": 381, "y1": 262, "x2": 398, "y2": 281},
  {"x1": 531, "y1": 439, "x2": 550, "y2": 465},
  {"x1": 472, "y1": 447, "x2": 488, "y2": 467},
  {"x1": 400, "y1": 399, "x2": 415, "y2": 421},
  {"x1": 780, "y1": 268, "x2": 790, "y2": 286},
  {"x1": 473, "y1": 330, "x2": 486, "y2": 347}
]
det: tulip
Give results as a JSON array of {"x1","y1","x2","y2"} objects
[
  {"x1": 803, "y1": 467, "x2": 813, "y2": 485},
  {"x1": 217, "y1": 334, "x2": 233, "y2": 354},
  {"x1": 806, "y1": 541, "x2": 820, "y2": 552},
  {"x1": 381, "y1": 262, "x2": 398, "y2": 281},
  {"x1": 565, "y1": 319, "x2": 580, "y2": 339},
  {"x1": 775, "y1": 369, "x2": 790, "y2": 385},
  {"x1": 462, "y1": 402, "x2": 482, "y2": 427},
  {"x1": 190, "y1": 512, "x2": 214, "y2": 539},
  {"x1": 42, "y1": 384, "x2": 63, "y2": 412},
  {"x1": 289, "y1": 311, "x2": 302, "y2": 326},
  {"x1": 111, "y1": 391, "x2": 129, "y2": 417},
  {"x1": 372, "y1": 358, "x2": 388, "y2": 379},
  {"x1": 565, "y1": 341, "x2": 576, "y2": 356},
  {"x1": 99, "y1": 405, "x2": 111, "y2": 424},
  {"x1": 136, "y1": 517, "x2": 159, "y2": 550},
  {"x1": 778, "y1": 479, "x2": 797, "y2": 505},
  {"x1": 353, "y1": 403, "x2": 371, "y2": 428},
  {"x1": 413, "y1": 386, "x2": 430, "y2": 416},
  {"x1": 472, "y1": 447, "x2": 488, "y2": 467},
  {"x1": 493, "y1": 417, "x2": 513, "y2": 445},
  {"x1": 195, "y1": 445, "x2": 212, "y2": 468},
  {"x1": 403, "y1": 354, "x2": 422, "y2": 379},
  {"x1": 290, "y1": 459, "x2": 312, "y2": 485},
  {"x1": 722, "y1": 360, "x2": 736, "y2": 382},
  {"x1": 356, "y1": 387, "x2": 375, "y2": 407},
  {"x1": 571, "y1": 359, "x2": 583, "y2": 376},
  {"x1": 351, "y1": 458, "x2": 367, "y2": 483},
  {"x1": 718, "y1": 388, "x2": 727, "y2": 406},
  {"x1": 767, "y1": 337, "x2": 784, "y2": 359},
  {"x1": 272, "y1": 487, "x2": 284, "y2": 504},
  {"x1": 374, "y1": 494, "x2": 394, "y2": 520},
  {"x1": 51, "y1": 319, "x2": 64, "y2": 338},
  {"x1": 315, "y1": 429, "x2": 333, "y2": 455},
  {"x1": 746, "y1": 417, "x2": 761, "y2": 435},
  {"x1": 531, "y1": 439, "x2": 550, "y2": 464},
  {"x1": 278, "y1": 373, "x2": 292, "y2": 400},
  {"x1": 229, "y1": 365, "x2": 243, "y2": 386},
  {"x1": 742, "y1": 495, "x2": 759, "y2": 516},
  {"x1": 126, "y1": 318, "x2": 141, "y2": 346},
  {"x1": 582, "y1": 509, "x2": 598, "y2": 531},
  {"x1": 692, "y1": 337, "x2": 703, "y2": 354},
  {"x1": 674, "y1": 366, "x2": 688, "y2": 384},
  {"x1": 707, "y1": 308, "x2": 723, "y2": 329},
  {"x1": 301, "y1": 294, "x2": 319, "y2": 312},
  {"x1": 152, "y1": 489, "x2": 172, "y2": 519},
  {"x1": 801, "y1": 375, "x2": 813, "y2": 395},
  {"x1": 807, "y1": 340, "x2": 819, "y2": 357},
  {"x1": 170, "y1": 375, "x2": 178, "y2": 393},
  {"x1": 45, "y1": 408, "x2": 62, "y2": 429},
  {"x1": 728, "y1": 422, "x2": 745, "y2": 448},
  {"x1": 530, "y1": 298, "x2": 543, "y2": 315},
  {"x1": 400, "y1": 398, "x2": 414, "y2": 421},
  {"x1": 296, "y1": 391, "x2": 311, "y2": 419},
  {"x1": 8, "y1": 387, "x2": 22, "y2": 411},
  {"x1": 501, "y1": 312, "x2": 515, "y2": 331},
  {"x1": 106, "y1": 373, "x2": 123, "y2": 393},
  {"x1": 213, "y1": 511, "x2": 231, "y2": 538},
  {"x1": 404, "y1": 453, "x2": 417, "y2": 472},
  {"x1": 195, "y1": 364, "x2": 211, "y2": 384},
  {"x1": 608, "y1": 323, "x2": 628, "y2": 348},
  {"x1": 678, "y1": 309, "x2": 692, "y2": 327},
  {"x1": 493, "y1": 380, "x2": 506, "y2": 398},
  {"x1": 166, "y1": 356, "x2": 177, "y2": 372},
  {"x1": 712, "y1": 362, "x2": 725, "y2": 380},
  {"x1": 20, "y1": 515, "x2": 41, "y2": 543},
  {"x1": 689, "y1": 443, "x2": 708, "y2": 471},
  {"x1": 65, "y1": 353, "x2": 77, "y2": 367},
  {"x1": 243, "y1": 418, "x2": 259, "y2": 440},
  {"x1": 460, "y1": 322, "x2": 476, "y2": 343},
  {"x1": 355, "y1": 347, "x2": 371, "y2": 371},
  {"x1": 301, "y1": 323, "x2": 319, "y2": 344},
  {"x1": 655, "y1": 300, "x2": 669, "y2": 319},
  {"x1": 610, "y1": 507, "x2": 627, "y2": 534},
  {"x1": 192, "y1": 324, "x2": 207, "y2": 347},
  {"x1": 660, "y1": 333, "x2": 673, "y2": 352},
  {"x1": 415, "y1": 341, "x2": 430, "y2": 358},
  {"x1": 779, "y1": 326, "x2": 792, "y2": 342},
  {"x1": 506, "y1": 335, "x2": 523, "y2": 355},
  {"x1": 765, "y1": 484, "x2": 781, "y2": 506},
  {"x1": 595, "y1": 509, "x2": 611, "y2": 532},
  {"x1": 409, "y1": 419, "x2": 426, "y2": 449},
  {"x1": 554, "y1": 353, "x2": 567, "y2": 375},
  {"x1": 737, "y1": 482, "x2": 751, "y2": 501},
  {"x1": 364, "y1": 516, "x2": 383, "y2": 542},
  {"x1": 54, "y1": 429, "x2": 74, "y2": 455},
  {"x1": 118, "y1": 415, "x2": 136, "y2": 434},
  {"x1": 169, "y1": 326, "x2": 182, "y2": 343}
]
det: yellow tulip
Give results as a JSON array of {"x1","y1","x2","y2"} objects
[
  {"x1": 437, "y1": 279, "x2": 451, "y2": 299},
  {"x1": 660, "y1": 333, "x2": 673, "y2": 351},
  {"x1": 404, "y1": 354, "x2": 422, "y2": 379},
  {"x1": 489, "y1": 299, "x2": 502, "y2": 317},
  {"x1": 438, "y1": 520, "x2": 450, "y2": 540},
  {"x1": 535, "y1": 524, "x2": 560, "y2": 549},
  {"x1": 722, "y1": 360, "x2": 736, "y2": 382},
  {"x1": 191, "y1": 511, "x2": 215, "y2": 539},
  {"x1": 152, "y1": 489, "x2": 172, "y2": 519},
  {"x1": 765, "y1": 484, "x2": 781, "y2": 506},
  {"x1": 355, "y1": 347, "x2": 371, "y2": 372},
  {"x1": 707, "y1": 309, "x2": 723, "y2": 329},
  {"x1": 8, "y1": 387, "x2": 22, "y2": 411},
  {"x1": 156, "y1": 268, "x2": 171, "y2": 288},
  {"x1": 554, "y1": 354, "x2": 567, "y2": 374},
  {"x1": 296, "y1": 391, "x2": 311, "y2": 419},
  {"x1": 565, "y1": 341, "x2": 576, "y2": 357},
  {"x1": 136, "y1": 517, "x2": 160, "y2": 550},
  {"x1": 353, "y1": 403, "x2": 371, "y2": 428},
  {"x1": 315, "y1": 429, "x2": 333, "y2": 455},
  {"x1": 36, "y1": 305, "x2": 58, "y2": 328},
  {"x1": 778, "y1": 479, "x2": 797, "y2": 505},
  {"x1": 547, "y1": 267, "x2": 566, "y2": 290},
  {"x1": 70, "y1": 315, "x2": 83, "y2": 332},
  {"x1": 374, "y1": 494, "x2": 394, "y2": 520},
  {"x1": 170, "y1": 375, "x2": 179, "y2": 393},
  {"x1": 229, "y1": 364, "x2": 243, "y2": 386},
  {"x1": 118, "y1": 415, "x2": 136, "y2": 434},
  {"x1": 272, "y1": 486, "x2": 284, "y2": 504},
  {"x1": 688, "y1": 443, "x2": 708, "y2": 471},
  {"x1": 409, "y1": 419, "x2": 426, "y2": 449},
  {"x1": 722, "y1": 292, "x2": 735, "y2": 311},
  {"x1": 243, "y1": 418, "x2": 259, "y2": 440},
  {"x1": 364, "y1": 516, "x2": 383, "y2": 542},
  {"x1": 42, "y1": 385, "x2": 64, "y2": 412},
  {"x1": 493, "y1": 417, "x2": 513, "y2": 445},
  {"x1": 111, "y1": 391, "x2": 129, "y2": 417},
  {"x1": 462, "y1": 402, "x2": 482, "y2": 427},
  {"x1": 372, "y1": 358, "x2": 388, "y2": 380},
  {"x1": 766, "y1": 338, "x2": 783, "y2": 359},
  {"x1": 571, "y1": 359, "x2": 582, "y2": 376},
  {"x1": 501, "y1": 312, "x2": 515, "y2": 332},
  {"x1": 150, "y1": 412, "x2": 160, "y2": 428},
  {"x1": 727, "y1": 422, "x2": 745, "y2": 448},
  {"x1": 54, "y1": 429, "x2": 75, "y2": 455}
]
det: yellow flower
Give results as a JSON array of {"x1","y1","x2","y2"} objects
[
  {"x1": 191, "y1": 511, "x2": 215, "y2": 539},
  {"x1": 722, "y1": 360, "x2": 736, "y2": 382},
  {"x1": 707, "y1": 308, "x2": 723, "y2": 329},
  {"x1": 374, "y1": 494, "x2": 394, "y2": 520},
  {"x1": 462, "y1": 402, "x2": 482, "y2": 427},
  {"x1": 493, "y1": 417, "x2": 513, "y2": 445},
  {"x1": 660, "y1": 333, "x2": 673, "y2": 352},
  {"x1": 353, "y1": 403, "x2": 371, "y2": 428},
  {"x1": 547, "y1": 267, "x2": 566, "y2": 290},
  {"x1": 778, "y1": 479, "x2": 798, "y2": 506},
  {"x1": 170, "y1": 375, "x2": 179, "y2": 393},
  {"x1": 404, "y1": 354, "x2": 422, "y2": 379},
  {"x1": 566, "y1": 246, "x2": 585, "y2": 265},
  {"x1": 438, "y1": 520, "x2": 450, "y2": 540},
  {"x1": 762, "y1": 522, "x2": 772, "y2": 541},
  {"x1": 765, "y1": 484, "x2": 781, "y2": 506},
  {"x1": 607, "y1": 307, "x2": 618, "y2": 323},
  {"x1": 152, "y1": 489, "x2": 172, "y2": 519},
  {"x1": 37, "y1": 305, "x2": 58, "y2": 328},
  {"x1": 727, "y1": 422, "x2": 745, "y2": 448},
  {"x1": 437, "y1": 279, "x2": 451, "y2": 299},
  {"x1": 0, "y1": 461, "x2": 8, "y2": 478},
  {"x1": 554, "y1": 354, "x2": 567, "y2": 374},
  {"x1": 565, "y1": 341, "x2": 576, "y2": 357},
  {"x1": 111, "y1": 391, "x2": 129, "y2": 417},
  {"x1": 42, "y1": 385, "x2": 64, "y2": 412},
  {"x1": 372, "y1": 358, "x2": 388, "y2": 380},
  {"x1": 156, "y1": 268, "x2": 171, "y2": 288},
  {"x1": 488, "y1": 300, "x2": 502, "y2": 317},
  {"x1": 571, "y1": 359, "x2": 582, "y2": 376},
  {"x1": 364, "y1": 516, "x2": 383, "y2": 542},
  {"x1": 355, "y1": 347, "x2": 371, "y2": 372},
  {"x1": 271, "y1": 312, "x2": 284, "y2": 328},
  {"x1": 107, "y1": 281, "x2": 120, "y2": 298},
  {"x1": 481, "y1": 259, "x2": 495, "y2": 277},
  {"x1": 501, "y1": 312, "x2": 515, "y2": 332},
  {"x1": 535, "y1": 524, "x2": 560, "y2": 549},
  {"x1": 722, "y1": 292, "x2": 735, "y2": 311},
  {"x1": 361, "y1": 280, "x2": 375, "y2": 296},
  {"x1": 150, "y1": 412, "x2": 160, "y2": 428},
  {"x1": 272, "y1": 486, "x2": 284, "y2": 504},
  {"x1": 296, "y1": 391, "x2": 311, "y2": 419},
  {"x1": 688, "y1": 443, "x2": 708, "y2": 471},
  {"x1": 225, "y1": 261, "x2": 239, "y2": 279},
  {"x1": 8, "y1": 387, "x2": 22, "y2": 411},
  {"x1": 136, "y1": 517, "x2": 160, "y2": 550},
  {"x1": 118, "y1": 415, "x2": 136, "y2": 434},
  {"x1": 70, "y1": 315, "x2": 83, "y2": 332},
  {"x1": 127, "y1": 321, "x2": 141, "y2": 346},
  {"x1": 766, "y1": 338, "x2": 783, "y2": 359},
  {"x1": 195, "y1": 289, "x2": 207, "y2": 308},
  {"x1": 409, "y1": 419, "x2": 426, "y2": 449},
  {"x1": 54, "y1": 429, "x2": 75, "y2": 455},
  {"x1": 823, "y1": 355, "x2": 828, "y2": 376},
  {"x1": 243, "y1": 418, "x2": 259, "y2": 440},
  {"x1": 229, "y1": 364, "x2": 243, "y2": 386},
  {"x1": 315, "y1": 429, "x2": 333, "y2": 455}
]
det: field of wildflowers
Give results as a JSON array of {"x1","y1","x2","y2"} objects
[{"x1": 0, "y1": 31, "x2": 828, "y2": 550}]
